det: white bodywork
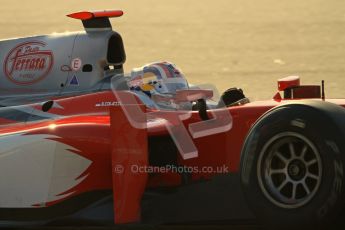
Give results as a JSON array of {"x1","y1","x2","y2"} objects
[{"x1": 0, "y1": 134, "x2": 91, "y2": 208}]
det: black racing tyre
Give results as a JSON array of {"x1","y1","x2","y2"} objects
[{"x1": 240, "y1": 101, "x2": 345, "y2": 229}]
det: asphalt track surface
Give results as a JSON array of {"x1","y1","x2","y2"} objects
[
  {"x1": 20, "y1": 226, "x2": 262, "y2": 230},
  {"x1": 8, "y1": 223, "x2": 345, "y2": 230},
  {"x1": 2, "y1": 0, "x2": 345, "y2": 100},
  {"x1": 5, "y1": 174, "x2": 345, "y2": 230}
]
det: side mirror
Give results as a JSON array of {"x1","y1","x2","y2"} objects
[{"x1": 278, "y1": 76, "x2": 300, "y2": 91}]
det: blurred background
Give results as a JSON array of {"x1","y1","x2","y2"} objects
[{"x1": 1, "y1": 0, "x2": 345, "y2": 100}]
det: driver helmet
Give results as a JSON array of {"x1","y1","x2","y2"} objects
[{"x1": 128, "y1": 61, "x2": 189, "y2": 97}]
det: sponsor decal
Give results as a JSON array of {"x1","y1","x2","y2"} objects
[
  {"x1": 71, "y1": 58, "x2": 82, "y2": 71},
  {"x1": 95, "y1": 101, "x2": 122, "y2": 107},
  {"x1": 69, "y1": 75, "x2": 79, "y2": 86},
  {"x1": 60, "y1": 64, "x2": 72, "y2": 72},
  {"x1": 3, "y1": 41, "x2": 54, "y2": 85}
]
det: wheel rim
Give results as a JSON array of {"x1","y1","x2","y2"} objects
[{"x1": 257, "y1": 132, "x2": 322, "y2": 209}]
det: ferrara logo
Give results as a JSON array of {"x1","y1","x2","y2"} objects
[{"x1": 3, "y1": 41, "x2": 54, "y2": 85}]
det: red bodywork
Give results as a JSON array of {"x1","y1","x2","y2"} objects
[{"x1": 1, "y1": 84, "x2": 345, "y2": 224}]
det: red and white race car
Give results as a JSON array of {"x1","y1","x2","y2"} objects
[{"x1": 0, "y1": 10, "x2": 345, "y2": 229}]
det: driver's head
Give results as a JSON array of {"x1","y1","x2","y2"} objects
[{"x1": 129, "y1": 61, "x2": 189, "y2": 96}]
